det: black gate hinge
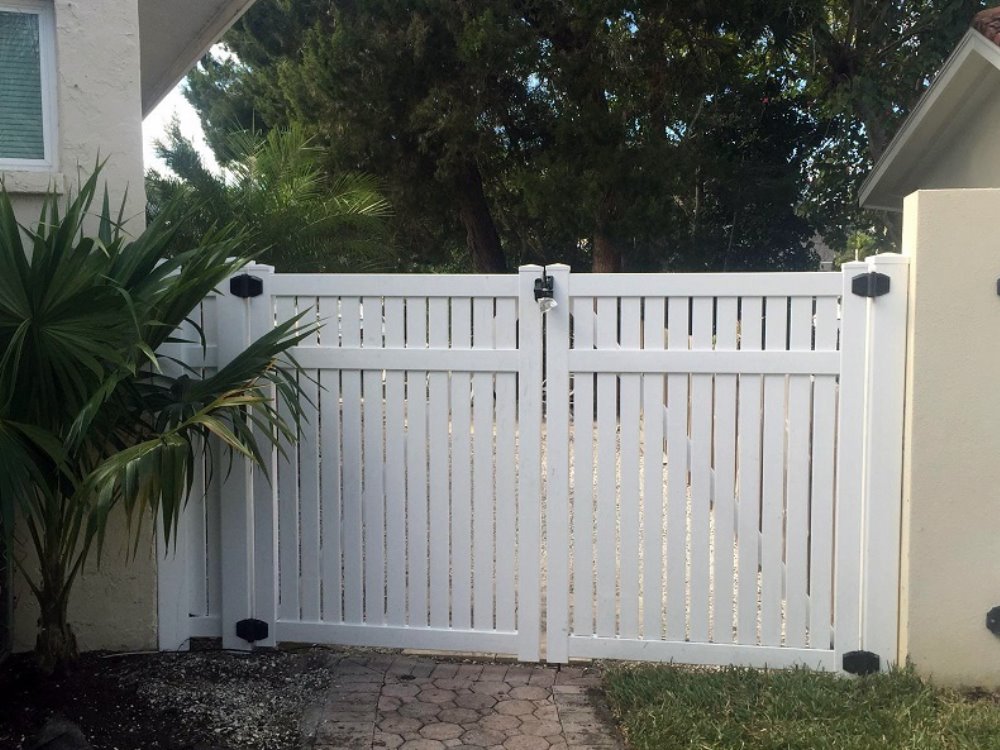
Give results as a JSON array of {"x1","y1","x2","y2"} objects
[
  {"x1": 230, "y1": 274, "x2": 263, "y2": 298},
  {"x1": 235, "y1": 618, "x2": 269, "y2": 643},
  {"x1": 851, "y1": 272, "x2": 890, "y2": 298},
  {"x1": 842, "y1": 650, "x2": 881, "y2": 675}
]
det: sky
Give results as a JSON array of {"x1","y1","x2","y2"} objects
[{"x1": 142, "y1": 80, "x2": 220, "y2": 176}]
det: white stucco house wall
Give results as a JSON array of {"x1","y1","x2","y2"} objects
[{"x1": 2, "y1": 0, "x2": 256, "y2": 653}]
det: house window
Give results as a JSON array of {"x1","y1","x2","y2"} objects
[{"x1": 0, "y1": 1, "x2": 55, "y2": 168}]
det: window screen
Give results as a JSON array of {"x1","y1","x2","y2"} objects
[{"x1": 0, "y1": 10, "x2": 45, "y2": 160}]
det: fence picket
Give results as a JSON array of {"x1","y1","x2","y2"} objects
[
  {"x1": 384, "y1": 297, "x2": 407, "y2": 626},
  {"x1": 276, "y1": 295, "x2": 301, "y2": 623},
  {"x1": 736, "y1": 298, "x2": 763, "y2": 645},
  {"x1": 712, "y1": 297, "x2": 738, "y2": 643},
  {"x1": 619, "y1": 298, "x2": 642, "y2": 640},
  {"x1": 689, "y1": 298, "x2": 714, "y2": 643},
  {"x1": 450, "y1": 298, "x2": 474, "y2": 630},
  {"x1": 760, "y1": 296, "x2": 788, "y2": 647},
  {"x1": 494, "y1": 298, "x2": 518, "y2": 633},
  {"x1": 665, "y1": 296, "x2": 690, "y2": 641},
  {"x1": 595, "y1": 297, "x2": 619, "y2": 638},
  {"x1": 641, "y1": 298, "x2": 665, "y2": 641},
  {"x1": 809, "y1": 296, "x2": 839, "y2": 648},
  {"x1": 785, "y1": 297, "x2": 814, "y2": 648},
  {"x1": 572, "y1": 297, "x2": 596, "y2": 638},
  {"x1": 340, "y1": 297, "x2": 364, "y2": 623},
  {"x1": 427, "y1": 298, "x2": 451, "y2": 629},
  {"x1": 472, "y1": 297, "x2": 495, "y2": 631},
  {"x1": 405, "y1": 298, "x2": 429, "y2": 627}
]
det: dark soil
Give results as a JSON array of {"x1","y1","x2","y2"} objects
[{"x1": 0, "y1": 648, "x2": 338, "y2": 750}]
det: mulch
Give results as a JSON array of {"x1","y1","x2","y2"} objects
[{"x1": 0, "y1": 647, "x2": 338, "y2": 750}]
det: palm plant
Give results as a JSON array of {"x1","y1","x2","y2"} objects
[
  {"x1": 146, "y1": 122, "x2": 395, "y2": 272},
  {"x1": 0, "y1": 171, "x2": 314, "y2": 672}
]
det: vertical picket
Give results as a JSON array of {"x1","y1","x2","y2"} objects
[
  {"x1": 428, "y1": 298, "x2": 451, "y2": 629},
  {"x1": 760, "y1": 296, "x2": 788, "y2": 647},
  {"x1": 595, "y1": 297, "x2": 619, "y2": 638},
  {"x1": 384, "y1": 297, "x2": 407, "y2": 626},
  {"x1": 618, "y1": 297, "x2": 642, "y2": 640},
  {"x1": 835, "y1": 261, "x2": 870, "y2": 665},
  {"x1": 736, "y1": 297, "x2": 763, "y2": 644},
  {"x1": 665, "y1": 296, "x2": 690, "y2": 641},
  {"x1": 572, "y1": 297, "x2": 596, "y2": 638},
  {"x1": 450, "y1": 298, "x2": 473, "y2": 630},
  {"x1": 641, "y1": 298, "x2": 665, "y2": 641},
  {"x1": 784, "y1": 297, "x2": 813, "y2": 648},
  {"x1": 494, "y1": 297, "x2": 518, "y2": 633},
  {"x1": 275, "y1": 295, "x2": 301, "y2": 624},
  {"x1": 712, "y1": 297, "x2": 738, "y2": 644},
  {"x1": 689, "y1": 297, "x2": 713, "y2": 642},
  {"x1": 861, "y1": 254, "x2": 909, "y2": 667},
  {"x1": 362, "y1": 297, "x2": 386, "y2": 625},
  {"x1": 298, "y1": 305, "x2": 322, "y2": 623},
  {"x1": 340, "y1": 298, "x2": 364, "y2": 623},
  {"x1": 405, "y1": 298, "x2": 429, "y2": 627},
  {"x1": 472, "y1": 297, "x2": 496, "y2": 631},
  {"x1": 517, "y1": 266, "x2": 544, "y2": 661},
  {"x1": 809, "y1": 296, "x2": 839, "y2": 649},
  {"x1": 217, "y1": 275, "x2": 253, "y2": 650},
  {"x1": 319, "y1": 357, "x2": 343, "y2": 624}
]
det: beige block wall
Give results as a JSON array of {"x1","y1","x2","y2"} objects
[
  {"x1": 899, "y1": 188, "x2": 1000, "y2": 687},
  {"x1": 5, "y1": 0, "x2": 156, "y2": 653}
]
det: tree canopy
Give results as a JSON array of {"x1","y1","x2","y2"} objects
[{"x1": 178, "y1": 0, "x2": 984, "y2": 272}]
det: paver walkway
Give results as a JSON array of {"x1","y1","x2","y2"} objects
[{"x1": 299, "y1": 654, "x2": 622, "y2": 749}]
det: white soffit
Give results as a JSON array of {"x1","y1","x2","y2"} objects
[
  {"x1": 139, "y1": 0, "x2": 257, "y2": 116},
  {"x1": 859, "y1": 30, "x2": 1000, "y2": 211}
]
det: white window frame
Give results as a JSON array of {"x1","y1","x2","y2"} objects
[{"x1": 0, "y1": 0, "x2": 57, "y2": 171}]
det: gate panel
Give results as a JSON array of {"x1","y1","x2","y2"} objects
[
  {"x1": 258, "y1": 273, "x2": 540, "y2": 657},
  {"x1": 545, "y1": 270, "x2": 849, "y2": 668}
]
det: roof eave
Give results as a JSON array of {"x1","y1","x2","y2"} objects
[{"x1": 859, "y1": 30, "x2": 1000, "y2": 210}]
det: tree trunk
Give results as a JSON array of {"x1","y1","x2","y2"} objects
[
  {"x1": 34, "y1": 583, "x2": 77, "y2": 675},
  {"x1": 457, "y1": 162, "x2": 507, "y2": 273},
  {"x1": 592, "y1": 231, "x2": 622, "y2": 273},
  {"x1": 592, "y1": 189, "x2": 623, "y2": 272}
]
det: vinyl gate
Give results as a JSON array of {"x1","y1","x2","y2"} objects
[{"x1": 158, "y1": 256, "x2": 908, "y2": 672}]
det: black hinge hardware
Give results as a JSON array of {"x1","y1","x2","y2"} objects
[
  {"x1": 851, "y1": 272, "x2": 891, "y2": 298},
  {"x1": 986, "y1": 606, "x2": 1000, "y2": 635},
  {"x1": 230, "y1": 274, "x2": 263, "y2": 298},
  {"x1": 235, "y1": 618, "x2": 269, "y2": 643},
  {"x1": 842, "y1": 650, "x2": 881, "y2": 676}
]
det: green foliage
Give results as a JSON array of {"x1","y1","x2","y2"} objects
[
  {"x1": 0, "y1": 170, "x2": 314, "y2": 671},
  {"x1": 180, "y1": 1, "x2": 986, "y2": 271},
  {"x1": 146, "y1": 121, "x2": 394, "y2": 272},
  {"x1": 604, "y1": 664, "x2": 1000, "y2": 749}
]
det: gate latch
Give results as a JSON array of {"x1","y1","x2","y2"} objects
[{"x1": 851, "y1": 272, "x2": 890, "y2": 298}]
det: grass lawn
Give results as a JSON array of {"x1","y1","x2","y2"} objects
[{"x1": 603, "y1": 664, "x2": 1000, "y2": 749}]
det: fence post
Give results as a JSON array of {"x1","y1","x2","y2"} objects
[
  {"x1": 217, "y1": 266, "x2": 257, "y2": 651},
  {"x1": 517, "y1": 265, "x2": 544, "y2": 662},
  {"x1": 860, "y1": 253, "x2": 909, "y2": 668},
  {"x1": 834, "y1": 261, "x2": 870, "y2": 669},
  {"x1": 247, "y1": 265, "x2": 279, "y2": 648},
  {"x1": 156, "y1": 316, "x2": 203, "y2": 651},
  {"x1": 543, "y1": 264, "x2": 571, "y2": 664}
]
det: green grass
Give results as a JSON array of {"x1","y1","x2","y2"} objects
[{"x1": 602, "y1": 665, "x2": 1000, "y2": 749}]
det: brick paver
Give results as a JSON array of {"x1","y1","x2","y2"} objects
[{"x1": 299, "y1": 655, "x2": 622, "y2": 750}]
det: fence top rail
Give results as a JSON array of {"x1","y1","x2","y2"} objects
[
  {"x1": 567, "y1": 272, "x2": 843, "y2": 298},
  {"x1": 269, "y1": 274, "x2": 520, "y2": 298}
]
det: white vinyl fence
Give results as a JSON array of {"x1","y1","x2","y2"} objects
[{"x1": 158, "y1": 257, "x2": 908, "y2": 672}]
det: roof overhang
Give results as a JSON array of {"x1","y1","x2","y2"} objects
[
  {"x1": 139, "y1": 0, "x2": 257, "y2": 117},
  {"x1": 860, "y1": 30, "x2": 1000, "y2": 212}
]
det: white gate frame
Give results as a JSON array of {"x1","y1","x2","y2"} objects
[{"x1": 159, "y1": 258, "x2": 908, "y2": 672}]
